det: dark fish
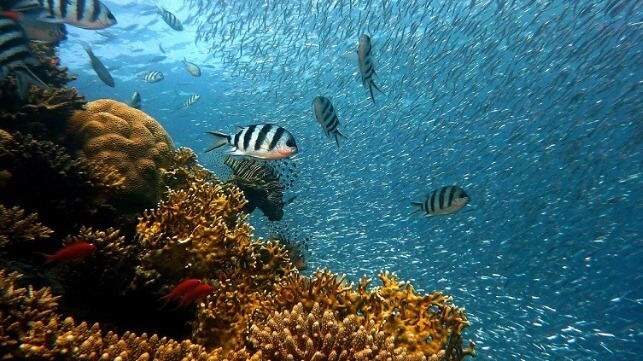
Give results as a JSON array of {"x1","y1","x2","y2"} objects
[
  {"x1": 266, "y1": 222, "x2": 310, "y2": 271},
  {"x1": 178, "y1": 93, "x2": 200, "y2": 109},
  {"x1": 0, "y1": 12, "x2": 48, "y2": 99},
  {"x1": 81, "y1": 41, "x2": 114, "y2": 87},
  {"x1": 142, "y1": 70, "x2": 164, "y2": 83},
  {"x1": 158, "y1": 43, "x2": 166, "y2": 54},
  {"x1": 225, "y1": 155, "x2": 299, "y2": 190},
  {"x1": 357, "y1": 34, "x2": 383, "y2": 103},
  {"x1": 11, "y1": 0, "x2": 117, "y2": 30},
  {"x1": 129, "y1": 91, "x2": 141, "y2": 109},
  {"x1": 157, "y1": 6, "x2": 182, "y2": 31},
  {"x1": 312, "y1": 96, "x2": 347, "y2": 147},
  {"x1": 412, "y1": 186, "x2": 470, "y2": 216},
  {"x1": 206, "y1": 124, "x2": 298, "y2": 160}
]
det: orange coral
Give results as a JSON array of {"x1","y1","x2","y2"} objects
[{"x1": 67, "y1": 99, "x2": 174, "y2": 209}]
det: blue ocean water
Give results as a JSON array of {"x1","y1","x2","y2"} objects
[{"x1": 59, "y1": 0, "x2": 641, "y2": 359}]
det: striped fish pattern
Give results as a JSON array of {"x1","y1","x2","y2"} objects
[
  {"x1": 178, "y1": 93, "x2": 200, "y2": 109},
  {"x1": 142, "y1": 70, "x2": 164, "y2": 83},
  {"x1": 357, "y1": 34, "x2": 383, "y2": 103},
  {"x1": 157, "y1": 7, "x2": 182, "y2": 31},
  {"x1": 206, "y1": 124, "x2": 298, "y2": 160},
  {"x1": 0, "y1": 13, "x2": 48, "y2": 99},
  {"x1": 129, "y1": 91, "x2": 141, "y2": 109},
  {"x1": 411, "y1": 186, "x2": 470, "y2": 216},
  {"x1": 15, "y1": 0, "x2": 118, "y2": 30},
  {"x1": 312, "y1": 96, "x2": 347, "y2": 147}
]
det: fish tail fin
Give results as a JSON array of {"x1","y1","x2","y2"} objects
[
  {"x1": 205, "y1": 131, "x2": 230, "y2": 152},
  {"x1": 35, "y1": 251, "x2": 55, "y2": 266},
  {"x1": 410, "y1": 202, "x2": 423, "y2": 215},
  {"x1": 371, "y1": 79, "x2": 384, "y2": 94},
  {"x1": 334, "y1": 130, "x2": 348, "y2": 147},
  {"x1": 368, "y1": 82, "x2": 376, "y2": 103},
  {"x1": 14, "y1": 67, "x2": 48, "y2": 100}
]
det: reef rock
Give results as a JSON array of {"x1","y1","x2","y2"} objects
[{"x1": 67, "y1": 99, "x2": 174, "y2": 210}]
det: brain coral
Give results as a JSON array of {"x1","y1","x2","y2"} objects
[{"x1": 68, "y1": 99, "x2": 174, "y2": 209}]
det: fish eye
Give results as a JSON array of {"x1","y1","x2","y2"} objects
[
  {"x1": 107, "y1": 13, "x2": 116, "y2": 20},
  {"x1": 286, "y1": 139, "x2": 296, "y2": 148}
]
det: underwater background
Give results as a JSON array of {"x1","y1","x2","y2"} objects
[{"x1": 8, "y1": 0, "x2": 640, "y2": 360}]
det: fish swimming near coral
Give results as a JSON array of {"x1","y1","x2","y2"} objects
[
  {"x1": 38, "y1": 241, "x2": 97, "y2": 265},
  {"x1": 173, "y1": 282, "x2": 213, "y2": 309},
  {"x1": 312, "y1": 96, "x2": 347, "y2": 147},
  {"x1": 157, "y1": 6, "x2": 182, "y2": 31},
  {"x1": 158, "y1": 278, "x2": 202, "y2": 309},
  {"x1": 129, "y1": 91, "x2": 141, "y2": 109},
  {"x1": 206, "y1": 124, "x2": 299, "y2": 160},
  {"x1": 357, "y1": 34, "x2": 383, "y2": 103},
  {"x1": 80, "y1": 41, "x2": 114, "y2": 87},
  {"x1": 141, "y1": 70, "x2": 164, "y2": 83},
  {"x1": 182, "y1": 58, "x2": 201, "y2": 77},
  {"x1": 0, "y1": 12, "x2": 49, "y2": 99},
  {"x1": 411, "y1": 185, "x2": 470, "y2": 216},
  {"x1": 9, "y1": 0, "x2": 117, "y2": 30}
]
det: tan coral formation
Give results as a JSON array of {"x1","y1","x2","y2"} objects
[
  {"x1": 0, "y1": 205, "x2": 53, "y2": 253},
  {"x1": 68, "y1": 99, "x2": 174, "y2": 209}
]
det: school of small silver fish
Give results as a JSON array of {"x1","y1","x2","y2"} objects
[{"x1": 2, "y1": 0, "x2": 641, "y2": 360}]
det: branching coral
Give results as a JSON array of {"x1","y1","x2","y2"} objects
[
  {"x1": 0, "y1": 205, "x2": 53, "y2": 254},
  {"x1": 249, "y1": 302, "x2": 439, "y2": 361},
  {"x1": 67, "y1": 99, "x2": 175, "y2": 210},
  {"x1": 0, "y1": 269, "x2": 256, "y2": 360}
]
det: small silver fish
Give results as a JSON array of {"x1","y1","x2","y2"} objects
[
  {"x1": 182, "y1": 58, "x2": 201, "y2": 77},
  {"x1": 81, "y1": 42, "x2": 114, "y2": 87},
  {"x1": 129, "y1": 91, "x2": 141, "y2": 109},
  {"x1": 412, "y1": 186, "x2": 470, "y2": 216}
]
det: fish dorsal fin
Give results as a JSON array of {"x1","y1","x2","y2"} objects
[{"x1": 236, "y1": 126, "x2": 244, "y2": 132}]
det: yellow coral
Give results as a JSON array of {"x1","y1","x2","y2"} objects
[{"x1": 68, "y1": 99, "x2": 174, "y2": 208}]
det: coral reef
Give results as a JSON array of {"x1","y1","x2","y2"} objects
[
  {"x1": 0, "y1": 205, "x2": 53, "y2": 255},
  {"x1": 248, "y1": 302, "x2": 442, "y2": 361},
  {"x1": 67, "y1": 99, "x2": 175, "y2": 210},
  {"x1": 0, "y1": 43, "x2": 85, "y2": 143},
  {"x1": 0, "y1": 132, "x2": 125, "y2": 239}
]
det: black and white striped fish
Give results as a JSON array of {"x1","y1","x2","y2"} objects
[
  {"x1": 80, "y1": 41, "x2": 113, "y2": 87},
  {"x1": 357, "y1": 34, "x2": 383, "y2": 103},
  {"x1": 157, "y1": 7, "x2": 182, "y2": 31},
  {"x1": 178, "y1": 93, "x2": 200, "y2": 109},
  {"x1": 312, "y1": 96, "x2": 347, "y2": 147},
  {"x1": 411, "y1": 186, "x2": 470, "y2": 216},
  {"x1": 142, "y1": 70, "x2": 163, "y2": 83},
  {"x1": 0, "y1": 12, "x2": 48, "y2": 99},
  {"x1": 10, "y1": 0, "x2": 117, "y2": 30},
  {"x1": 205, "y1": 124, "x2": 298, "y2": 160}
]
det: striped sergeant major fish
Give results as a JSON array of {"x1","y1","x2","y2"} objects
[
  {"x1": 412, "y1": 185, "x2": 470, "y2": 216},
  {"x1": 206, "y1": 124, "x2": 298, "y2": 160},
  {"x1": 178, "y1": 93, "x2": 200, "y2": 109},
  {"x1": 0, "y1": 12, "x2": 48, "y2": 99},
  {"x1": 357, "y1": 34, "x2": 383, "y2": 103},
  {"x1": 141, "y1": 70, "x2": 163, "y2": 83},
  {"x1": 312, "y1": 96, "x2": 347, "y2": 147},
  {"x1": 9, "y1": 0, "x2": 117, "y2": 30},
  {"x1": 80, "y1": 41, "x2": 113, "y2": 87},
  {"x1": 157, "y1": 6, "x2": 182, "y2": 31}
]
